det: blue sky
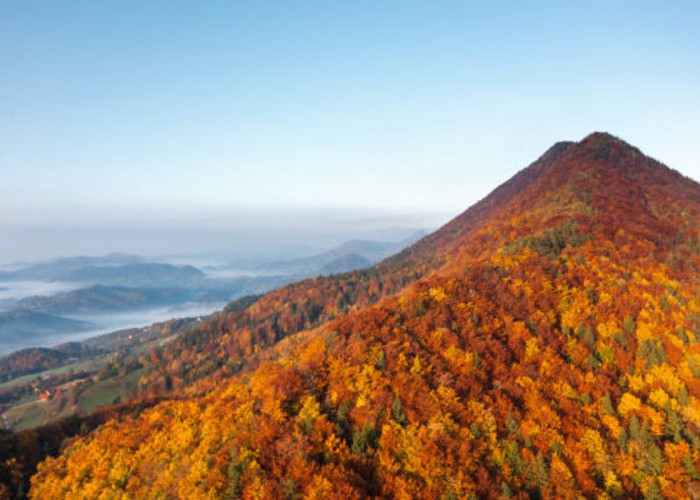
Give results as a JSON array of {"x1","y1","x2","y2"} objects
[{"x1": 1, "y1": 1, "x2": 699, "y2": 260}]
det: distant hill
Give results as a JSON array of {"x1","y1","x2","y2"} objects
[
  {"x1": 0, "y1": 343, "x2": 97, "y2": 383},
  {"x1": 14, "y1": 285, "x2": 195, "y2": 315},
  {"x1": 51, "y1": 263, "x2": 205, "y2": 287},
  {"x1": 0, "y1": 310, "x2": 92, "y2": 355},
  {"x1": 0, "y1": 253, "x2": 143, "y2": 281},
  {"x1": 11, "y1": 277, "x2": 294, "y2": 316},
  {"x1": 193, "y1": 275, "x2": 292, "y2": 303},
  {"x1": 264, "y1": 231, "x2": 427, "y2": 276},
  {"x1": 317, "y1": 253, "x2": 372, "y2": 275}
]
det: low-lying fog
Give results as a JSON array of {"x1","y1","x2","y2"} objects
[
  {"x1": 64, "y1": 301, "x2": 227, "y2": 344},
  {"x1": 0, "y1": 207, "x2": 447, "y2": 358},
  {"x1": 0, "y1": 301, "x2": 226, "y2": 356},
  {"x1": 0, "y1": 280, "x2": 86, "y2": 309}
]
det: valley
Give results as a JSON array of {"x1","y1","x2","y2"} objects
[
  {"x1": 0, "y1": 233, "x2": 424, "y2": 439},
  {"x1": 0, "y1": 233, "x2": 420, "y2": 357},
  {"x1": 3, "y1": 2, "x2": 694, "y2": 496}
]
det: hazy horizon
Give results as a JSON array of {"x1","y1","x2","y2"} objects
[
  {"x1": 2, "y1": 2, "x2": 700, "y2": 259},
  {"x1": 0, "y1": 206, "x2": 444, "y2": 265}
]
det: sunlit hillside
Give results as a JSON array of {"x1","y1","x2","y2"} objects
[{"x1": 22, "y1": 133, "x2": 700, "y2": 499}]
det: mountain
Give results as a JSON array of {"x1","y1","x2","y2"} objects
[
  {"x1": 262, "y1": 233, "x2": 427, "y2": 276},
  {"x1": 192, "y1": 275, "x2": 292, "y2": 303},
  {"x1": 50, "y1": 263, "x2": 205, "y2": 287},
  {"x1": 25, "y1": 133, "x2": 700, "y2": 498},
  {"x1": 0, "y1": 253, "x2": 143, "y2": 281},
  {"x1": 0, "y1": 343, "x2": 97, "y2": 383},
  {"x1": 0, "y1": 275, "x2": 295, "y2": 356},
  {"x1": 318, "y1": 253, "x2": 372, "y2": 275},
  {"x1": 326, "y1": 234, "x2": 426, "y2": 263},
  {"x1": 13, "y1": 285, "x2": 196, "y2": 315},
  {"x1": 0, "y1": 310, "x2": 93, "y2": 354}
]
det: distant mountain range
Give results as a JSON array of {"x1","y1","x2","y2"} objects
[
  {"x1": 50, "y1": 263, "x2": 205, "y2": 288},
  {"x1": 0, "y1": 253, "x2": 143, "y2": 281},
  {"x1": 0, "y1": 234, "x2": 427, "y2": 289},
  {"x1": 260, "y1": 231, "x2": 427, "y2": 276},
  {"x1": 14, "y1": 285, "x2": 195, "y2": 315},
  {"x1": 317, "y1": 253, "x2": 372, "y2": 275},
  {"x1": 0, "y1": 235, "x2": 425, "y2": 357},
  {"x1": 0, "y1": 309, "x2": 93, "y2": 350}
]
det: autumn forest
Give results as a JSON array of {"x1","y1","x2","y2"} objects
[{"x1": 4, "y1": 133, "x2": 700, "y2": 498}]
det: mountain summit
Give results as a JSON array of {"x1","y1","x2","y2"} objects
[{"x1": 29, "y1": 134, "x2": 700, "y2": 499}]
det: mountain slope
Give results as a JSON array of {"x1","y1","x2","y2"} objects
[
  {"x1": 28, "y1": 133, "x2": 700, "y2": 498},
  {"x1": 136, "y1": 138, "x2": 584, "y2": 395}
]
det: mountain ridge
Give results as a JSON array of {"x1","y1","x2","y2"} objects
[{"x1": 135, "y1": 132, "x2": 700, "y2": 396}]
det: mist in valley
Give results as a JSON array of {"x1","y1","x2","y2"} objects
[{"x1": 0, "y1": 209, "x2": 438, "y2": 357}]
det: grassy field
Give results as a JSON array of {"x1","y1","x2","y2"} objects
[
  {"x1": 2, "y1": 366, "x2": 148, "y2": 431},
  {"x1": 133, "y1": 334, "x2": 178, "y2": 355},
  {"x1": 7, "y1": 403, "x2": 48, "y2": 431},
  {"x1": 0, "y1": 332, "x2": 179, "y2": 393},
  {"x1": 77, "y1": 367, "x2": 147, "y2": 414},
  {"x1": 0, "y1": 355, "x2": 111, "y2": 391},
  {"x1": 0, "y1": 333, "x2": 179, "y2": 431}
]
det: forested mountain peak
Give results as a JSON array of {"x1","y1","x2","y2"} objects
[
  {"x1": 25, "y1": 135, "x2": 700, "y2": 499},
  {"x1": 577, "y1": 131, "x2": 648, "y2": 162}
]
